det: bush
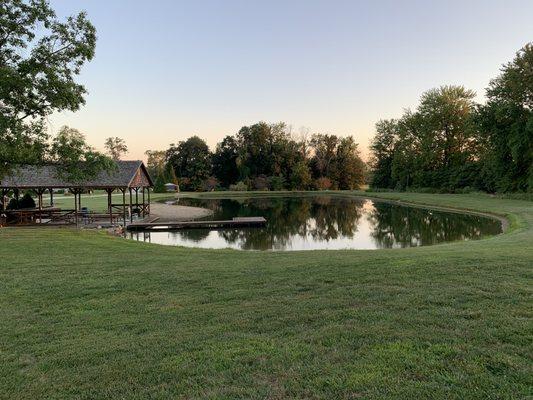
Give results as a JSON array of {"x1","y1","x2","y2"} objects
[
  {"x1": 229, "y1": 181, "x2": 248, "y2": 191},
  {"x1": 19, "y1": 193, "x2": 36, "y2": 208},
  {"x1": 269, "y1": 175, "x2": 285, "y2": 191},
  {"x1": 6, "y1": 198, "x2": 19, "y2": 210},
  {"x1": 315, "y1": 177, "x2": 332, "y2": 190},
  {"x1": 253, "y1": 175, "x2": 269, "y2": 191},
  {"x1": 202, "y1": 177, "x2": 219, "y2": 191}
]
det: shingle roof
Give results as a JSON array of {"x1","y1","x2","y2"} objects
[{"x1": 0, "y1": 161, "x2": 154, "y2": 189}]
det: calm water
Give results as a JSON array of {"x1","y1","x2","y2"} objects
[{"x1": 127, "y1": 196, "x2": 502, "y2": 251}]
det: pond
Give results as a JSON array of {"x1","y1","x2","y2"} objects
[{"x1": 127, "y1": 195, "x2": 502, "y2": 251}]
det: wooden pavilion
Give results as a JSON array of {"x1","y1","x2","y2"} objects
[{"x1": 0, "y1": 161, "x2": 154, "y2": 226}]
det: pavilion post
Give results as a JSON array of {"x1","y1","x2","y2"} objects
[
  {"x1": 106, "y1": 188, "x2": 113, "y2": 224},
  {"x1": 147, "y1": 188, "x2": 151, "y2": 215},
  {"x1": 49, "y1": 188, "x2": 54, "y2": 206},
  {"x1": 73, "y1": 191, "x2": 78, "y2": 226},
  {"x1": 142, "y1": 187, "x2": 145, "y2": 217},
  {"x1": 121, "y1": 188, "x2": 126, "y2": 226},
  {"x1": 129, "y1": 187, "x2": 133, "y2": 223}
]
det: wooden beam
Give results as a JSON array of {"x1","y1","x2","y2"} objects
[
  {"x1": 129, "y1": 187, "x2": 133, "y2": 223},
  {"x1": 106, "y1": 188, "x2": 113, "y2": 224},
  {"x1": 147, "y1": 188, "x2": 150, "y2": 215},
  {"x1": 122, "y1": 188, "x2": 126, "y2": 226},
  {"x1": 142, "y1": 187, "x2": 145, "y2": 217}
]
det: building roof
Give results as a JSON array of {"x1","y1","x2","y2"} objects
[{"x1": 0, "y1": 161, "x2": 154, "y2": 189}]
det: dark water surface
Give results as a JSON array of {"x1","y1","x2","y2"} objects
[{"x1": 128, "y1": 196, "x2": 502, "y2": 251}]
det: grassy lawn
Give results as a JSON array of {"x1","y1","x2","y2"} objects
[
  {"x1": 0, "y1": 192, "x2": 531, "y2": 399},
  {"x1": 43, "y1": 191, "x2": 173, "y2": 212}
]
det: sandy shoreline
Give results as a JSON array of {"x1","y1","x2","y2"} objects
[{"x1": 148, "y1": 202, "x2": 213, "y2": 221}]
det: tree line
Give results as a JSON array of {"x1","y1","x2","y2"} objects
[
  {"x1": 146, "y1": 122, "x2": 366, "y2": 192},
  {"x1": 369, "y1": 43, "x2": 533, "y2": 193}
]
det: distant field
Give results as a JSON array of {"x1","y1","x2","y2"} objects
[{"x1": 1, "y1": 191, "x2": 532, "y2": 399}]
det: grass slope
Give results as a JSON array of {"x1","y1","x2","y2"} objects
[{"x1": 0, "y1": 192, "x2": 531, "y2": 399}]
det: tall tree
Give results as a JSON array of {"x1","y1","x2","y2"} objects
[
  {"x1": 0, "y1": 0, "x2": 97, "y2": 177},
  {"x1": 370, "y1": 119, "x2": 399, "y2": 189},
  {"x1": 50, "y1": 126, "x2": 114, "y2": 181},
  {"x1": 212, "y1": 135, "x2": 240, "y2": 187},
  {"x1": 166, "y1": 136, "x2": 211, "y2": 191},
  {"x1": 104, "y1": 137, "x2": 128, "y2": 160},
  {"x1": 476, "y1": 43, "x2": 533, "y2": 192},
  {"x1": 144, "y1": 150, "x2": 166, "y2": 177}
]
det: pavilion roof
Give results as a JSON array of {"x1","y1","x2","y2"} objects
[{"x1": 0, "y1": 161, "x2": 154, "y2": 189}]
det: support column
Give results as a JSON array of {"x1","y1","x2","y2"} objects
[
  {"x1": 36, "y1": 188, "x2": 46, "y2": 224},
  {"x1": 141, "y1": 187, "x2": 146, "y2": 217},
  {"x1": 73, "y1": 190, "x2": 78, "y2": 226},
  {"x1": 147, "y1": 188, "x2": 151, "y2": 215},
  {"x1": 106, "y1": 188, "x2": 113, "y2": 224},
  {"x1": 129, "y1": 187, "x2": 133, "y2": 223},
  {"x1": 49, "y1": 188, "x2": 54, "y2": 207},
  {"x1": 121, "y1": 188, "x2": 126, "y2": 226}
]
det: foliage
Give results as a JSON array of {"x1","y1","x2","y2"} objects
[
  {"x1": 162, "y1": 123, "x2": 364, "y2": 191},
  {"x1": 268, "y1": 175, "x2": 285, "y2": 191},
  {"x1": 166, "y1": 136, "x2": 211, "y2": 191},
  {"x1": 144, "y1": 150, "x2": 167, "y2": 177},
  {"x1": 104, "y1": 137, "x2": 128, "y2": 160},
  {"x1": 290, "y1": 160, "x2": 312, "y2": 190},
  {"x1": 315, "y1": 177, "x2": 333, "y2": 190},
  {"x1": 153, "y1": 174, "x2": 167, "y2": 193},
  {"x1": 370, "y1": 43, "x2": 533, "y2": 193},
  {"x1": 50, "y1": 126, "x2": 115, "y2": 182},
  {"x1": 202, "y1": 176, "x2": 219, "y2": 192},
  {"x1": 229, "y1": 181, "x2": 248, "y2": 191},
  {"x1": 476, "y1": 43, "x2": 533, "y2": 192},
  {"x1": 310, "y1": 134, "x2": 365, "y2": 189},
  {"x1": 0, "y1": 0, "x2": 97, "y2": 178},
  {"x1": 252, "y1": 175, "x2": 270, "y2": 191},
  {"x1": 212, "y1": 135, "x2": 240, "y2": 187},
  {"x1": 18, "y1": 192, "x2": 35, "y2": 208}
]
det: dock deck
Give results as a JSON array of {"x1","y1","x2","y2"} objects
[{"x1": 126, "y1": 216, "x2": 267, "y2": 231}]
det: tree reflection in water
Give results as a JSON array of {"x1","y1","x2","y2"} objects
[
  {"x1": 129, "y1": 196, "x2": 502, "y2": 250},
  {"x1": 366, "y1": 202, "x2": 502, "y2": 248}
]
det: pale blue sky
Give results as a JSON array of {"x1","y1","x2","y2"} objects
[{"x1": 49, "y1": 0, "x2": 533, "y2": 160}]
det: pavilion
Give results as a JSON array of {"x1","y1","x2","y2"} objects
[{"x1": 0, "y1": 160, "x2": 154, "y2": 226}]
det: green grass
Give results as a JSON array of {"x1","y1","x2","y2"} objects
[
  {"x1": 1, "y1": 192, "x2": 532, "y2": 399},
  {"x1": 43, "y1": 191, "x2": 172, "y2": 212}
]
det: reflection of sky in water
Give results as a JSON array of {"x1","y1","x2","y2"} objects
[{"x1": 127, "y1": 197, "x2": 502, "y2": 251}]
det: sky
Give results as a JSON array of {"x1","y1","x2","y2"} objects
[{"x1": 48, "y1": 0, "x2": 533, "y2": 161}]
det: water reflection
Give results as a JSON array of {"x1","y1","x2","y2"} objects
[{"x1": 127, "y1": 196, "x2": 502, "y2": 251}]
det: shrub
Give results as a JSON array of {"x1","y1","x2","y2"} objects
[
  {"x1": 269, "y1": 175, "x2": 285, "y2": 191},
  {"x1": 315, "y1": 177, "x2": 332, "y2": 190},
  {"x1": 203, "y1": 177, "x2": 219, "y2": 191},
  {"x1": 6, "y1": 198, "x2": 19, "y2": 210},
  {"x1": 253, "y1": 175, "x2": 269, "y2": 191},
  {"x1": 229, "y1": 181, "x2": 248, "y2": 191},
  {"x1": 19, "y1": 193, "x2": 36, "y2": 209}
]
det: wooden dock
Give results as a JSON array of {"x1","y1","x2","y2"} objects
[{"x1": 126, "y1": 216, "x2": 267, "y2": 231}]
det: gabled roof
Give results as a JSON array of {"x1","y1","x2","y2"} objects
[{"x1": 0, "y1": 161, "x2": 154, "y2": 189}]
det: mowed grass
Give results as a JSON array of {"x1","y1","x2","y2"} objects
[
  {"x1": 43, "y1": 191, "x2": 172, "y2": 212},
  {"x1": 0, "y1": 192, "x2": 531, "y2": 399}
]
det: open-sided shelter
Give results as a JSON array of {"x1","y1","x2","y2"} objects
[{"x1": 0, "y1": 160, "x2": 154, "y2": 226}]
